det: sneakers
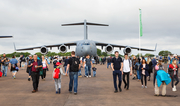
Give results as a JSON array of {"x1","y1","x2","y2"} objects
[
  {"x1": 78, "y1": 75, "x2": 82, "y2": 78},
  {"x1": 174, "y1": 86, "x2": 177, "y2": 91},
  {"x1": 86, "y1": 76, "x2": 88, "y2": 78},
  {"x1": 132, "y1": 77, "x2": 136, "y2": 80},
  {"x1": 74, "y1": 92, "x2": 77, "y2": 95},
  {"x1": 145, "y1": 86, "x2": 147, "y2": 89},
  {"x1": 14, "y1": 76, "x2": 16, "y2": 79},
  {"x1": 141, "y1": 85, "x2": 144, "y2": 88},
  {"x1": 114, "y1": 90, "x2": 118, "y2": 93},
  {"x1": 89, "y1": 75, "x2": 91, "y2": 78},
  {"x1": 56, "y1": 91, "x2": 59, "y2": 94},
  {"x1": 172, "y1": 86, "x2": 177, "y2": 92}
]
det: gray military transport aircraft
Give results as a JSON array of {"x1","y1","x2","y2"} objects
[
  {"x1": 0, "y1": 36, "x2": 13, "y2": 38},
  {"x1": 16, "y1": 20, "x2": 156, "y2": 57}
]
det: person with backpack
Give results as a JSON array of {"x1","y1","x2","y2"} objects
[
  {"x1": 53, "y1": 57, "x2": 59, "y2": 68},
  {"x1": 111, "y1": 51, "x2": 123, "y2": 93},
  {"x1": 168, "y1": 59, "x2": 179, "y2": 92},
  {"x1": 83, "y1": 54, "x2": 93, "y2": 78},
  {"x1": 28, "y1": 54, "x2": 42, "y2": 93},
  {"x1": 135, "y1": 58, "x2": 141, "y2": 81},
  {"x1": 107, "y1": 56, "x2": 112, "y2": 69},
  {"x1": 65, "y1": 51, "x2": 80, "y2": 95},
  {"x1": 27, "y1": 55, "x2": 33, "y2": 81},
  {"x1": 20, "y1": 55, "x2": 26, "y2": 70},
  {"x1": 53, "y1": 62, "x2": 65, "y2": 94},
  {"x1": 122, "y1": 53, "x2": 132, "y2": 90},
  {"x1": 139, "y1": 59, "x2": 149, "y2": 88},
  {"x1": 41, "y1": 55, "x2": 49, "y2": 81},
  {"x1": 9, "y1": 55, "x2": 19, "y2": 79},
  {"x1": 1, "y1": 53, "x2": 9, "y2": 77}
]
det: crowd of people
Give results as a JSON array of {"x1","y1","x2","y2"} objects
[{"x1": 0, "y1": 52, "x2": 179, "y2": 97}]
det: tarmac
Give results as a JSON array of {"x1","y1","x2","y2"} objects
[{"x1": 0, "y1": 63, "x2": 180, "y2": 106}]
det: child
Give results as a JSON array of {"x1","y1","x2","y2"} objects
[
  {"x1": 92, "y1": 65, "x2": 97, "y2": 77},
  {"x1": 53, "y1": 62, "x2": 65, "y2": 94}
]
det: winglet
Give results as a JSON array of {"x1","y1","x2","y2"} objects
[
  {"x1": 154, "y1": 43, "x2": 157, "y2": 51},
  {"x1": 13, "y1": 42, "x2": 17, "y2": 51}
]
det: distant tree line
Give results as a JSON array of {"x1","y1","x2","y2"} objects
[{"x1": 0, "y1": 50, "x2": 173, "y2": 58}]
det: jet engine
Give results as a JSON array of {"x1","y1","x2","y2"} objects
[
  {"x1": 59, "y1": 45, "x2": 67, "y2": 53},
  {"x1": 105, "y1": 45, "x2": 114, "y2": 54},
  {"x1": 40, "y1": 46, "x2": 48, "y2": 54},
  {"x1": 123, "y1": 46, "x2": 132, "y2": 55}
]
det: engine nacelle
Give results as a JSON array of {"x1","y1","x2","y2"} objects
[
  {"x1": 59, "y1": 45, "x2": 67, "y2": 53},
  {"x1": 40, "y1": 46, "x2": 48, "y2": 54},
  {"x1": 105, "y1": 45, "x2": 114, "y2": 54},
  {"x1": 123, "y1": 46, "x2": 132, "y2": 55}
]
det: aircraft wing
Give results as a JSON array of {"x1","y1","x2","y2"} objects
[
  {"x1": 16, "y1": 41, "x2": 77, "y2": 51},
  {"x1": 94, "y1": 41, "x2": 157, "y2": 51}
]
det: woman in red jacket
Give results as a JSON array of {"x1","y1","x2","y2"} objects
[{"x1": 168, "y1": 59, "x2": 179, "y2": 92}]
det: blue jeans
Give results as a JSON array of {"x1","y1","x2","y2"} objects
[
  {"x1": 2, "y1": 65, "x2": 8, "y2": 76},
  {"x1": 69, "y1": 72, "x2": 78, "y2": 93},
  {"x1": 136, "y1": 70, "x2": 141, "y2": 80},
  {"x1": 113, "y1": 70, "x2": 122, "y2": 90},
  {"x1": 78, "y1": 68, "x2": 82, "y2": 76},
  {"x1": 85, "y1": 66, "x2": 91, "y2": 76},
  {"x1": 107, "y1": 62, "x2": 111, "y2": 68},
  {"x1": 93, "y1": 71, "x2": 96, "y2": 77},
  {"x1": 64, "y1": 66, "x2": 68, "y2": 73}
]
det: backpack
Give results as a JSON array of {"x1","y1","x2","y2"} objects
[
  {"x1": 70, "y1": 57, "x2": 79, "y2": 72},
  {"x1": 0, "y1": 71, "x2": 2, "y2": 77},
  {"x1": 53, "y1": 68, "x2": 60, "y2": 79},
  {"x1": 135, "y1": 64, "x2": 140, "y2": 70},
  {"x1": 123, "y1": 59, "x2": 132, "y2": 68}
]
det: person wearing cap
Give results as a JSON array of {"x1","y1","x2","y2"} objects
[
  {"x1": 28, "y1": 54, "x2": 42, "y2": 93},
  {"x1": 9, "y1": 55, "x2": 19, "y2": 79},
  {"x1": 53, "y1": 56, "x2": 59, "y2": 68},
  {"x1": 27, "y1": 55, "x2": 33, "y2": 81},
  {"x1": 53, "y1": 62, "x2": 65, "y2": 94}
]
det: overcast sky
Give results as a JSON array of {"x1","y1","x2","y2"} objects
[{"x1": 0, "y1": 0, "x2": 180, "y2": 56}]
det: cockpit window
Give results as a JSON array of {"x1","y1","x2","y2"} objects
[{"x1": 82, "y1": 42, "x2": 90, "y2": 45}]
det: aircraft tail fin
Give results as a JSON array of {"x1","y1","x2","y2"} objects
[
  {"x1": 154, "y1": 43, "x2": 157, "y2": 51},
  {"x1": 13, "y1": 42, "x2": 17, "y2": 51},
  {"x1": 61, "y1": 20, "x2": 108, "y2": 40}
]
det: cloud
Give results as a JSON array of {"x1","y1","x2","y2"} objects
[{"x1": 0, "y1": 0, "x2": 180, "y2": 55}]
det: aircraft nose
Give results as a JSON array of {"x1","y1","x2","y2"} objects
[{"x1": 83, "y1": 45, "x2": 91, "y2": 55}]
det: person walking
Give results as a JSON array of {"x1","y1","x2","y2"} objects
[
  {"x1": 83, "y1": 54, "x2": 93, "y2": 78},
  {"x1": 168, "y1": 59, "x2": 179, "y2": 91},
  {"x1": 28, "y1": 54, "x2": 42, "y2": 93},
  {"x1": 9, "y1": 55, "x2": 19, "y2": 79},
  {"x1": 132, "y1": 56, "x2": 137, "y2": 80},
  {"x1": 122, "y1": 53, "x2": 132, "y2": 90},
  {"x1": 27, "y1": 55, "x2": 33, "y2": 81},
  {"x1": 41, "y1": 55, "x2": 49, "y2": 80},
  {"x1": 53, "y1": 62, "x2": 65, "y2": 94},
  {"x1": 111, "y1": 51, "x2": 123, "y2": 93},
  {"x1": 139, "y1": 59, "x2": 149, "y2": 88},
  {"x1": 135, "y1": 59, "x2": 141, "y2": 81},
  {"x1": 1, "y1": 53, "x2": 9, "y2": 77},
  {"x1": 147, "y1": 57, "x2": 153, "y2": 81},
  {"x1": 63, "y1": 56, "x2": 69, "y2": 73},
  {"x1": 107, "y1": 56, "x2": 112, "y2": 69},
  {"x1": 65, "y1": 51, "x2": 80, "y2": 95}
]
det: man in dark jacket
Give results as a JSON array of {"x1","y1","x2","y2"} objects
[{"x1": 28, "y1": 54, "x2": 42, "y2": 93}]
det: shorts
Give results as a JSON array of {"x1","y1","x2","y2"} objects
[{"x1": 12, "y1": 70, "x2": 17, "y2": 73}]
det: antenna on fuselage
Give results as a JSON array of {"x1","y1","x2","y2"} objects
[{"x1": 61, "y1": 20, "x2": 109, "y2": 40}]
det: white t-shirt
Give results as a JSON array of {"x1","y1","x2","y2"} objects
[{"x1": 123, "y1": 59, "x2": 130, "y2": 72}]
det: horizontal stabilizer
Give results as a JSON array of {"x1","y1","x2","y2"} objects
[
  {"x1": 62, "y1": 22, "x2": 108, "y2": 26},
  {"x1": 0, "y1": 36, "x2": 13, "y2": 38}
]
